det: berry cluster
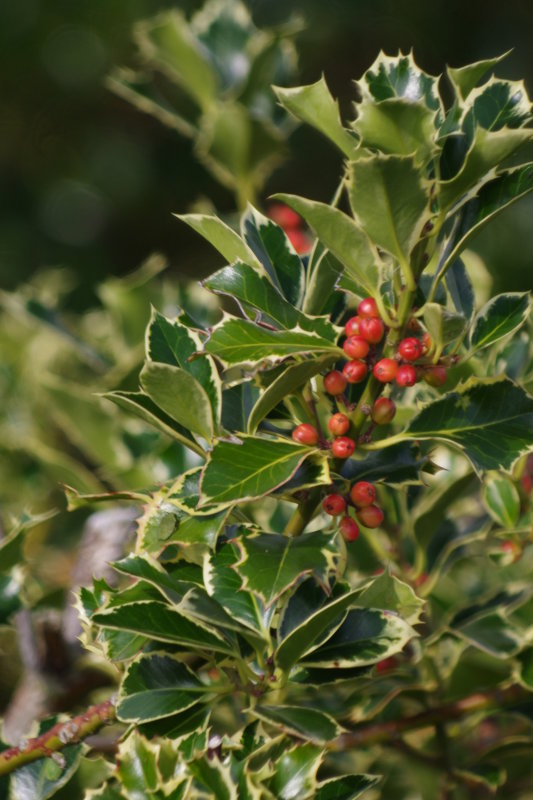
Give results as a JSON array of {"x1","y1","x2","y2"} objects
[
  {"x1": 322, "y1": 479, "x2": 384, "y2": 542},
  {"x1": 373, "y1": 333, "x2": 447, "y2": 388},
  {"x1": 267, "y1": 202, "x2": 312, "y2": 255}
]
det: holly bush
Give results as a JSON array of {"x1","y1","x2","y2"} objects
[{"x1": 2, "y1": 47, "x2": 533, "y2": 800}]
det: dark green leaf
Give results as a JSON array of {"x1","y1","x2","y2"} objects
[
  {"x1": 274, "y1": 76, "x2": 357, "y2": 157},
  {"x1": 315, "y1": 774, "x2": 381, "y2": 800},
  {"x1": 146, "y1": 309, "x2": 221, "y2": 423},
  {"x1": 413, "y1": 471, "x2": 477, "y2": 551},
  {"x1": 0, "y1": 573, "x2": 23, "y2": 624},
  {"x1": 272, "y1": 194, "x2": 383, "y2": 300},
  {"x1": 469, "y1": 292, "x2": 531, "y2": 352},
  {"x1": 464, "y1": 78, "x2": 532, "y2": 138},
  {"x1": 303, "y1": 250, "x2": 345, "y2": 316},
  {"x1": 221, "y1": 382, "x2": 261, "y2": 433},
  {"x1": 177, "y1": 213, "x2": 261, "y2": 270},
  {"x1": 455, "y1": 612, "x2": 523, "y2": 657},
  {"x1": 356, "y1": 571, "x2": 424, "y2": 626},
  {"x1": 447, "y1": 51, "x2": 511, "y2": 100},
  {"x1": 112, "y1": 555, "x2": 201, "y2": 603},
  {"x1": 92, "y1": 601, "x2": 235, "y2": 655},
  {"x1": 140, "y1": 362, "x2": 213, "y2": 441},
  {"x1": 302, "y1": 608, "x2": 415, "y2": 668},
  {"x1": 341, "y1": 443, "x2": 428, "y2": 487},
  {"x1": 241, "y1": 205, "x2": 305, "y2": 306},
  {"x1": 204, "y1": 262, "x2": 337, "y2": 339},
  {"x1": 482, "y1": 472, "x2": 521, "y2": 528},
  {"x1": 115, "y1": 731, "x2": 159, "y2": 795},
  {"x1": 204, "y1": 542, "x2": 272, "y2": 637},
  {"x1": 235, "y1": 531, "x2": 340, "y2": 608},
  {"x1": 348, "y1": 154, "x2": 430, "y2": 264},
  {"x1": 360, "y1": 51, "x2": 441, "y2": 110},
  {"x1": 391, "y1": 377, "x2": 533, "y2": 475},
  {"x1": 269, "y1": 743, "x2": 323, "y2": 800},
  {"x1": 204, "y1": 316, "x2": 341, "y2": 367},
  {"x1": 139, "y1": 704, "x2": 210, "y2": 741},
  {"x1": 103, "y1": 391, "x2": 202, "y2": 453},
  {"x1": 188, "y1": 757, "x2": 235, "y2": 800},
  {"x1": 446, "y1": 258, "x2": 475, "y2": 320},
  {"x1": 251, "y1": 705, "x2": 341, "y2": 744},
  {"x1": 438, "y1": 127, "x2": 533, "y2": 210},
  {"x1": 247, "y1": 356, "x2": 337, "y2": 433},
  {"x1": 117, "y1": 653, "x2": 205, "y2": 722},
  {"x1": 199, "y1": 435, "x2": 328, "y2": 509}
]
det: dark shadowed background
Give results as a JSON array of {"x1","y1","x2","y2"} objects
[{"x1": 1, "y1": 0, "x2": 532, "y2": 303}]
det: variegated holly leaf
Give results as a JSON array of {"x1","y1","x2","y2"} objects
[{"x1": 469, "y1": 292, "x2": 531, "y2": 353}]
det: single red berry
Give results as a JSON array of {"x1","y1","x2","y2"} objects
[
  {"x1": 376, "y1": 656, "x2": 398, "y2": 674},
  {"x1": 356, "y1": 504, "x2": 384, "y2": 528},
  {"x1": 324, "y1": 370, "x2": 347, "y2": 396},
  {"x1": 287, "y1": 228, "x2": 312, "y2": 254},
  {"x1": 328, "y1": 413, "x2": 350, "y2": 436},
  {"x1": 323, "y1": 493, "x2": 346, "y2": 516},
  {"x1": 291, "y1": 423, "x2": 319, "y2": 446},
  {"x1": 372, "y1": 397, "x2": 396, "y2": 425},
  {"x1": 373, "y1": 358, "x2": 398, "y2": 383},
  {"x1": 344, "y1": 315, "x2": 361, "y2": 337},
  {"x1": 424, "y1": 365, "x2": 447, "y2": 387},
  {"x1": 350, "y1": 481, "x2": 376, "y2": 508},
  {"x1": 339, "y1": 516, "x2": 360, "y2": 541},
  {"x1": 359, "y1": 317, "x2": 385, "y2": 344},
  {"x1": 267, "y1": 202, "x2": 302, "y2": 230},
  {"x1": 421, "y1": 332, "x2": 433, "y2": 355},
  {"x1": 500, "y1": 539, "x2": 521, "y2": 562},
  {"x1": 358, "y1": 297, "x2": 380, "y2": 319},
  {"x1": 397, "y1": 337, "x2": 422, "y2": 362},
  {"x1": 521, "y1": 473, "x2": 533, "y2": 494},
  {"x1": 343, "y1": 335, "x2": 370, "y2": 359},
  {"x1": 342, "y1": 359, "x2": 368, "y2": 384},
  {"x1": 396, "y1": 364, "x2": 418, "y2": 387},
  {"x1": 331, "y1": 436, "x2": 356, "y2": 459}
]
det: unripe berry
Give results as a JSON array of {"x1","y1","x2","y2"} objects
[
  {"x1": 343, "y1": 335, "x2": 370, "y2": 359},
  {"x1": 331, "y1": 436, "x2": 356, "y2": 459},
  {"x1": 424, "y1": 365, "x2": 447, "y2": 387},
  {"x1": 359, "y1": 317, "x2": 385, "y2": 344},
  {"x1": 421, "y1": 332, "x2": 432, "y2": 355},
  {"x1": 397, "y1": 337, "x2": 422, "y2": 362},
  {"x1": 344, "y1": 316, "x2": 361, "y2": 337},
  {"x1": 291, "y1": 423, "x2": 319, "y2": 446},
  {"x1": 373, "y1": 358, "x2": 398, "y2": 383},
  {"x1": 323, "y1": 493, "x2": 346, "y2": 516},
  {"x1": 372, "y1": 397, "x2": 396, "y2": 425},
  {"x1": 356, "y1": 504, "x2": 384, "y2": 528},
  {"x1": 339, "y1": 516, "x2": 360, "y2": 541},
  {"x1": 396, "y1": 364, "x2": 417, "y2": 387},
  {"x1": 267, "y1": 203, "x2": 302, "y2": 230},
  {"x1": 324, "y1": 370, "x2": 347, "y2": 396},
  {"x1": 328, "y1": 413, "x2": 350, "y2": 436},
  {"x1": 342, "y1": 359, "x2": 368, "y2": 384},
  {"x1": 358, "y1": 297, "x2": 380, "y2": 319},
  {"x1": 350, "y1": 481, "x2": 376, "y2": 508}
]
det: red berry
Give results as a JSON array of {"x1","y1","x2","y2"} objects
[
  {"x1": 376, "y1": 656, "x2": 398, "y2": 674},
  {"x1": 323, "y1": 494, "x2": 346, "y2": 516},
  {"x1": 396, "y1": 364, "x2": 417, "y2": 387},
  {"x1": 356, "y1": 504, "x2": 384, "y2": 528},
  {"x1": 342, "y1": 359, "x2": 368, "y2": 384},
  {"x1": 359, "y1": 317, "x2": 385, "y2": 344},
  {"x1": 328, "y1": 413, "x2": 350, "y2": 436},
  {"x1": 350, "y1": 481, "x2": 376, "y2": 508},
  {"x1": 267, "y1": 203, "x2": 302, "y2": 230},
  {"x1": 324, "y1": 370, "x2": 347, "y2": 396},
  {"x1": 521, "y1": 473, "x2": 533, "y2": 494},
  {"x1": 344, "y1": 316, "x2": 361, "y2": 337},
  {"x1": 291, "y1": 423, "x2": 319, "y2": 446},
  {"x1": 287, "y1": 228, "x2": 312, "y2": 254},
  {"x1": 331, "y1": 436, "x2": 356, "y2": 459},
  {"x1": 372, "y1": 397, "x2": 396, "y2": 425},
  {"x1": 373, "y1": 358, "x2": 398, "y2": 383},
  {"x1": 343, "y1": 335, "x2": 370, "y2": 359},
  {"x1": 397, "y1": 337, "x2": 422, "y2": 362},
  {"x1": 339, "y1": 516, "x2": 360, "y2": 541},
  {"x1": 424, "y1": 365, "x2": 447, "y2": 387},
  {"x1": 358, "y1": 297, "x2": 380, "y2": 319},
  {"x1": 421, "y1": 332, "x2": 432, "y2": 355}
]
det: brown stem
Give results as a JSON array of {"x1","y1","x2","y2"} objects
[
  {"x1": 332, "y1": 684, "x2": 529, "y2": 750},
  {"x1": 0, "y1": 699, "x2": 117, "y2": 777}
]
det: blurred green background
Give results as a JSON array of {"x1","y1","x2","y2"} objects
[{"x1": 1, "y1": 0, "x2": 533, "y2": 301}]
